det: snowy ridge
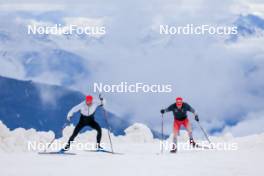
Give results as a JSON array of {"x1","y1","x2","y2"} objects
[
  {"x1": 0, "y1": 121, "x2": 157, "y2": 152},
  {"x1": 0, "y1": 121, "x2": 263, "y2": 176},
  {"x1": 1, "y1": 120, "x2": 263, "y2": 153}
]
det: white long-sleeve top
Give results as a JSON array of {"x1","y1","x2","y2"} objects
[{"x1": 67, "y1": 99, "x2": 105, "y2": 120}]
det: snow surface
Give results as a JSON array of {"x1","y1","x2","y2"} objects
[{"x1": 0, "y1": 121, "x2": 263, "y2": 176}]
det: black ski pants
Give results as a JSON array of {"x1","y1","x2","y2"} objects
[{"x1": 65, "y1": 114, "x2": 102, "y2": 149}]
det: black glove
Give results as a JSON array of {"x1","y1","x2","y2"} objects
[
  {"x1": 195, "y1": 114, "x2": 199, "y2": 122},
  {"x1": 99, "y1": 93, "x2": 103, "y2": 101},
  {"x1": 99, "y1": 94, "x2": 103, "y2": 106},
  {"x1": 160, "y1": 109, "x2": 165, "y2": 114}
]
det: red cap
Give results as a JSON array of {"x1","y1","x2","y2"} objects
[
  {"x1": 86, "y1": 95, "x2": 93, "y2": 104},
  {"x1": 176, "y1": 97, "x2": 183, "y2": 102}
]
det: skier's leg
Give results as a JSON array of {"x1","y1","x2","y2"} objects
[
  {"x1": 183, "y1": 118, "x2": 193, "y2": 139},
  {"x1": 64, "y1": 120, "x2": 85, "y2": 150},
  {"x1": 183, "y1": 118, "x2": 195, "y2": 146},
  {"x1": 87, "y1": 117, "x2": 102, "y2": 147},
  {"x1": 172, "y1": 120, "x2": 180, "y2": 152}
]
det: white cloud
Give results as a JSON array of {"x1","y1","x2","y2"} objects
[
  {"x1": 231, "y1": 0, "x2": 264, "y2": 18},
  {"x1": 63, "y1": 17, "x2": 105, "y2": 27},
  {"x1": 0, "y1": 3, "x2": 65, "y2": 12},
  {"x1": 0, "y1": 56, "x2": 26, "y2": 79},
  {"x1": 222, "y1": 111, "x2": 264, "y2": 136},
  {"x1": 0, "y1": 0, "x2": 264, "y2": 136}
]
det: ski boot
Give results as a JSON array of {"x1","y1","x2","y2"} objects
[
  {"x1": 170, "y1": 143, "x2": 177, "y2": 153},
  {"x1": 58, "y1": 144, "x2": 70, "y2": 153},
  {"x1": 58, "y1": 148, "x2": 66, "y2": 154},
  {"x1": 189, "y1": 138, "x2": 197, "y2": 148},
  {"x1": 170, "y1": 148, "x2": 177, "y2": 153},
  {"x1": 96, "y1": 144, "x2": 104, "y2": 151}
]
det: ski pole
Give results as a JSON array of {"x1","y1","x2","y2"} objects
[
  {"x1": 197, "y1": 121, "x2": 213, "y2": 146},
  {"x1": 44, "y1": 138, "x2": 56, "y2": 153},
  {"x1": 99, "y1": 94, "x2": 114, "y2": 153},
  {"x1": 161, "y1": 113, "x2": 164, "y2": 154},
  {"x1": 44, "y1": 122, "x2": 69, "y2": 153}
]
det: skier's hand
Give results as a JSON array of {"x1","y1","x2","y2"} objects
[
  {"x1": 99, "y1": 98, "x2": 104, "y2": 107},
  {"x1": 195, "y1": 114, "x2": 199, "y2": 122},
  {"x1": 99, "y1": 94, "x2": 104, "y2": 106},
  {"x1": 99, "y1": 94, "x2": 103, "y2": 101},
  {"x1": 160, "y1": 109, "x2": 165, "y2": 114}
]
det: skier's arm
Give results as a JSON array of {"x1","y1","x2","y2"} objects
[
  {"x1": 165, "y1": 104, "x2": 175, "y2": 112},
  {"x1": 186, "y1": 103, "x2": 199, "y2": 121},
  {"x1": 67, "y1": 101, "x2": 84, "y2": 121},
  {"x1": 161, "y1": 104, "x2": 174, "y2": 114},
  {"x1": 188, "y1": 105, "x2": 196, "y2": 115}
]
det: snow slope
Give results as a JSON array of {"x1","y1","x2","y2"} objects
[{"x1": 0, "y1": 121, "x2": 263, "y2": 176}]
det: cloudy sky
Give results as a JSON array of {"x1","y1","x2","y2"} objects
[{"x1": 0, "y1": 0, "x2": 264, "y2": 136}]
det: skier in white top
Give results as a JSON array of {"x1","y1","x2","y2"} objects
[{"x1": 61, "y1": 95, "x2": 105, "y2": 152}]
